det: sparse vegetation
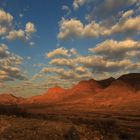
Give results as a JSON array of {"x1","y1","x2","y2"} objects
[{"x1": 0, "y1": 105, "x2": 140, "y2": 140}]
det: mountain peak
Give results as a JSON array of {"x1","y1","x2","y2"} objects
[
  {"x1": 97, "y1": 77, "x2": 115, "y2": 88},
  {"x1": 47, "y1": 86, "x2": 66, "y2": 94},
  {"x1": 72, "y1": 79, "x2": 102, "y2": 93}
]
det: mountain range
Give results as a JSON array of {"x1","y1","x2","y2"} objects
[{"x1": 0, "y1": 73, "x2": 140, "y2": 111}]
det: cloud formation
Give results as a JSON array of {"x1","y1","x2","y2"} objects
[
  {"x1": 122, "y1": 10, "x2": 134, "y2": 19},
  {"x1": 58, "y1": 15, "x2": 140, "y2": 39},
  {"x1": 6, "y1": 22, "x2": 36, "y2": 41},
  {"x1": 0, "y1": 44, "x2": 27, "y2": 81},
  {"x1": 6, "y1": 29, "x2": 25, "y2": 40},
  {"x1": 25, "y1": 22, "x2": 36, "y2": 34},
  {"x1": 89, "y1": 39, "x2": 140, "y2": 60},
  {"x1": 62, "y1": 5, "x2": 71, "y2": 16},
  {"x1": 73, "y1": 0, "x2": 91, "y2": 10},
  {"x1": 0, "y1": 9, "x2": 13, "y2": 23},
  {"x1": 46, "y1": 47, "x2": 69, "y2": 58},
  {"x1": 0, "y1": 9, "x2": 36, "y2": 44},
  {"x1": 41, "y1": 37, "x2": 140, "y2": 85},
  {"x1": 73, "y1": 0, "x2": 137, "y2": 19}
]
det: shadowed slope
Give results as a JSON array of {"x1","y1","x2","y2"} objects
[
  {"x1": 118, "y1": 73, "x2": 140, "y2": 92},
  {"x1": 97, "y1": 77, "x2": 115, "y2": 88},
  {"x1": 93, "y1": 73, "x2": 140, "y2": 108}
]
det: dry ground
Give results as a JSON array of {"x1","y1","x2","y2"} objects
[{"x1": 0, "y1": 109, "x2": 140, "y2": 140}]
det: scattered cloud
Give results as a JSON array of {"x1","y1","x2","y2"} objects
[
  {"x1": 0, "y1": 9, "x2": 13, "y2": 24},
  {"x1": 0, "y1": 1, "x2": 139, "y2": 94},
  {"x1": 6, "y1": 29, "x2": 25, "y2": 40},
  {"x1": 89, "y1": 39, "x2": 140, "y2": 60},
  {"x1": 41, "y1": 37, "x2": 140, "y2": 84},
  {"x1": 92, "y1": 0, "x2": 137, "y2": 19},
  {"x1": 73, "y1": 0, "x2": 137, "y2": 20},
  {"x1": 73, "y1": 0, "x2": 90, "y2": 10},
  {"x1": 0, "y1": 44, "x2": 27, "y2": 81},
  {"x1": 6, "y1": 22, "x2": 36, "y2": 41},
  {"x1": 0, "y1": 9, "x2": 36, "y2": 45},
  {"x1": 19, "y1": 13, "x2": 24, "y2": 18},
  {"x1": 50, "y1": 58, "x2": 74, "y2": 68},
  {"x1": 122, "y1": 10, "x2": 134, "y2": 19},
  {"x1": 25, "y1": 22, "x2": 36, "y2": 36},
  {"x1": 58, "y1": 15, "x2": 140, "y2": 39},
  {"x1": 46, "y1": 47, "x2": 69, "y2": 58},
  {"x1": 42, "y1": 67, "x2": 92, "y2": 81},
  {"x1": 110, "y1": 15, "x2": 140, "y2": 35},
  {"x1": 58, "y1": 18, "x2": 84, "y2": 39},
  {"x1": 62, "y1": 5, "x2": 71, "y2": 16}
]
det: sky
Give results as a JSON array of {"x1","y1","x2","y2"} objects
[{"x1": 0, "y1": 0, "x2": 140, "y2": 97}]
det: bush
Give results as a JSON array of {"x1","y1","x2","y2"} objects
[{"x1": 0, "y1": 104, "x2": 28, "y2": 117}]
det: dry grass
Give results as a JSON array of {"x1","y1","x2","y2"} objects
[{"x1": 0, "y1": 105, "x2": 140, "y2": 140}]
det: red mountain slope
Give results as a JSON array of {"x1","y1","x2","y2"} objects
[
  {"x1": 0, "y1": 94, "x2": 24, "y2": 105},
  {"x1": 61, "y1": 79, "x2": 102, "y2": 103},
  {"x1": 1, "y1": 73, "x2": 140, "y2": 110},
  {"x1": 26, "y1": 79, "x2": 102, "y2": 104},
  {"x1": 26, "y1": 86, "x2": 67, "y2": 104}
]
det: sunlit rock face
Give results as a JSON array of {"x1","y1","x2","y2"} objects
[{"x1": 0, "y1": 73, "x2": 140, "y2": 111}]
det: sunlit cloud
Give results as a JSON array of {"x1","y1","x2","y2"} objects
[
  {"x1": 58, "y1": 15, "x2": 140, "y2": 39},
  {"x1": 0, "y1": 44, "x2": 27, "y2": 81}
]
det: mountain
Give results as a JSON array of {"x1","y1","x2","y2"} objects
[
  {"x1": 26, "y1": 79, "x2": 102, "y2": 104},
  {"x1": 118, "y1": 73, "x2": 140, "y2": 92},
  {"x1": 0, "y1": 73, "x2": 140, "y2": 111},
  {"x1": 93, "y1": 73, "x2": 140, "y2": 108},
  {"x1": 26, "y1": 86, "x2": 67, "y2": 104},
  {"x1": 61, "y1": 79, "x2": 102, "y2": 103},
  {"x1": 97, "y1": 77, "x2": 115, "y2": 88},
  {"x1": 0, "y1": 94, "x2": 24, "y2": 105},
  {"x1": 72, "y1": 79, "x2": 102, "y2": 93}
]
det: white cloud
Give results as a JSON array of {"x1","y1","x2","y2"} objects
[
  {"x1": 111, "y1": 15, "x2": 140, "y2": 35},
  {"x1": 46, "y1": 47, "x2": 69, "y2": 58},
  {"x1": 58, "y1": 18, "x2": 84, "y2": 39},
  {"x1": 58, "y1": 15, "x2": 140, "y2": 39},
  {"x1": 0, "y1": 44, "x2": 27, "y2": 81},
  {"x1": 83, "y1": 21, "x2": 108, "y2": 37},
  {"x1": 62, "y1": 5, "x2": 71, "y2": 16},
  {"x1": 70, "y1": 48, "x2": 78, "y2": 55},
  {"x1": 6, "y1": 22, "x2": 36, "y2": 41},
  {"x1": 25, "y1": 22, "x2": 36, "y2": 35},
  {"x1": 122, "y1": 10, "x2": 134, "y2": 19},
  {"x1": 75, "y1": 66, "x2": 87, "y2": 74},
  {"x1": 19, "y1": 13, "x2": 23, "y2": 18},
  {"x1": 42, "y1": 67, "x2": 92, "y2": 80},
  {"x1": 0, "y1": 9, "x2": 13, "y2": 23},
  {"x1": 6, "y1": 29, "x2": 25, "y2": 40},
  {"x1": 73, "y1": 0, "x2": 137, "y2": 21},
  {"x1": 0, "y1": 9, "x2": 36, "y2": 44},
  {"x1": 50, "y1": 58, "x2": 74, "y2": 68},
  {"x1": 73, "y1": 0, "x2": 89, "y2": 10},
  {"x1": 89, "y1": 39, "x2": 140, "y2": 59},
  {"x1": 0, "y1": 26, "x2": 7, "y2": 36},
  {"x1": 41, "y1": 37, "x2": 140, "y2": 85},
  {"x1": 73, "y1": 55, "x2": 132, "y2": 72}
]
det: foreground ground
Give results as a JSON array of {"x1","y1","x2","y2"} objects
[{"x1": 0, "y1": 110, "x2": 140, "y2": 140}]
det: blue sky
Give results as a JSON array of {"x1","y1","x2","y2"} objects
[{"x1": 0, "y1": 0, "x2": 140, "y2": 97}]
